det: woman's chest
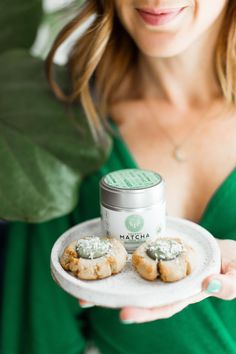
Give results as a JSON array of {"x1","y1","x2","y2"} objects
[{"x1": 110, "y1": 108, "x2": 236, "y2": 223}]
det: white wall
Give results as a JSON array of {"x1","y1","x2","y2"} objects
[{"x1": 43, "y1": 0, "x2": 75, "y2": 13}]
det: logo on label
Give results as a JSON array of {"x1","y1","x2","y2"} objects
[
  {"x1": 156, "y1": 225, "x2": 162, "y2": 234},
  {"x1": 125, "y1": 214, "x2": 144, "y2": 232}
]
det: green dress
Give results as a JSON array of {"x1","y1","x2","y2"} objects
[{"x1": 1, "y1": 125, "x2": 236, "y2": 354}]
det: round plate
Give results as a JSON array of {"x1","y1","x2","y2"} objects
[{"x1": 50, "y1": 217, "x2": 221, "y2": 308}]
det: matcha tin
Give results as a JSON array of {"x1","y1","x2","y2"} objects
[{"x1": 100, "y1": 169, "x2": 166, "y2": 252}]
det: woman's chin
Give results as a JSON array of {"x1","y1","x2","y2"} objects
[
  {"x1": 132, "y1": 15, "x2": 194, "y2": 58},
  {"x1": 137, "y1": 41, "x2": 191, "y2": 58}
]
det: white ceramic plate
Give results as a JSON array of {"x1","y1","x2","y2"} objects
[{"x1": 50, "y1": 217, "x2": 221, "y2": 308}]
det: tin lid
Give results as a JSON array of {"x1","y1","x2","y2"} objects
[{"x1": 100, "y1": 169, "x2": 165, "y2": 209}]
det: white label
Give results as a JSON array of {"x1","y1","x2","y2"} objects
[{"x1": 101, "y1": 203, "x2": 166, "y2": 252}]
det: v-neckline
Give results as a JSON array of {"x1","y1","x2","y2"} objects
[{"x1": 110, "y1": 119, "x2": 236, "y2": 224}]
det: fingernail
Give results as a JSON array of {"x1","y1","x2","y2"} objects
[
  {"x1": 206, "y1": 279, "x2": 222, "y2": 294},
  {"x1": 120, "y1": 319, "x2": 135, "y2": 324},
  {"x1": 80, "y1": 303, "x2": 94, "y2": 308}
]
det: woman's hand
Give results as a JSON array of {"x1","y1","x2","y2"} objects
[
  {"x1": 120, "y1": 239, "x2": 236, "y2": 323},
  {"x1": 79, "y1": 239, "x2": 236, "y2": 323}
]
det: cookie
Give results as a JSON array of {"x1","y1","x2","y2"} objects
[
  {"x1": 60, "y1": 236, "x2": 127, "y2": 280},
  {"x1": 132, "y1": 238, "x2": 192, "y2": 282}
]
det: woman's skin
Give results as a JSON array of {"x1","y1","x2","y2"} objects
[{"x1": 79, "y1": 0, "x2": 236, "y2": 321}]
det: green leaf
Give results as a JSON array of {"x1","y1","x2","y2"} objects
[
  {"x1": 0, "y1": 0, "x2": 43, "y2": 53},
  {"x1": 0, "y1": 50, "x2": 111, "y2": 222}
]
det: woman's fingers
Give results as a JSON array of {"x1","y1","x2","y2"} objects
[
  {"x1": 120, "y1": 291, "x2": 209, "y2": 323},
  {"x1": 78, "y1": 299, "x2": 95, "y2": 308},
  {"x1": 203, "y1": 268, "x2": 236, "y2": 300},
  {"x1": 120, "y1": 303, "x2": 186, "y2": 323},
  {"x1": 203, "y1": 240, "x2": 236, "y2": 300}
]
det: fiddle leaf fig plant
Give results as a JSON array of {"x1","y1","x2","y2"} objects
[
  {"x1": 0, "y1": 2, "x2": 111, "y2": 222},
  {"x1": 0, "y1": 0, "x2": 43, "y2": 53}
]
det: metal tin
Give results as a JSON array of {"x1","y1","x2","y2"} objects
[{"x1": 100, "y1": 169, "x2": 166, "y2": 252}]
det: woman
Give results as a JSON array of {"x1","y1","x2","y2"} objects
[{"x1": 1, "y1": 1, "x2": 236, "y2": 353}]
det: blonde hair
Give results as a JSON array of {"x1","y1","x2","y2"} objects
[{"x1": 45, "y1": 0, "x2": 236, "y2": 141}]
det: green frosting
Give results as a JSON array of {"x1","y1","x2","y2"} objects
[
  {"x1": 146, "y1": 239, "x2": 183, "y2": 261},
  {"x1": 76, "y1": 237, "x2": 111, "y2": 259}
]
